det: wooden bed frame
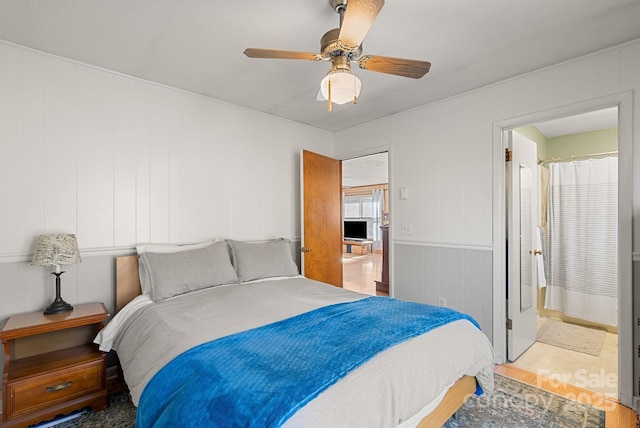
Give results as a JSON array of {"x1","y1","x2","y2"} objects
[{"x1": 115, "y1": 255, "x2": 476, "y2": 427}]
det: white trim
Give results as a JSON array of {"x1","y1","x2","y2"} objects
[
  {"x1": 300, "y1": 149, "x2": 307, "y2": 276},
  {"x1": 492, "y1": 122, "x2": 507, "y2": 364},
  {"x1": 0, "y1": 246, "x2": 136, "y2": 263},
  {"x1": 336, "y1": 144, "x2": 392, "y2": 163},
  {"x1": 616, "y1": 91, "x2": 634, "y2": 407},
  {"x1": 0, "y1": 237, "x2": 304, "y2": 264},
  {"x1": 492, "y1": 91, "x2": 634, "y2": 408},
  {"x1": 393, "y1": 240, "x2": 492, "y2": 252}
]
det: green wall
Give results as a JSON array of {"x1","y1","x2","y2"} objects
[
  {"x1": 514, "y1": 127, "x2": 618, "y2": 162},
  {"x1": 544, "y1": 128, "x2": 618, "y2": 160}
]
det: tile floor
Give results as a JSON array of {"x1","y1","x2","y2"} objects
[{"x1": 510, "y1": 317, "x2": 619, "y2": 398}]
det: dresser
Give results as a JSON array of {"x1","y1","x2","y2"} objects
[{"x1": 0, "y1": 303, "x2": 109, "y2": 427}]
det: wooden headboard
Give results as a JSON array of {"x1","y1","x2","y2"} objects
[{"x1": 116, "y1": 255, "x2": 142, "y2": 312}]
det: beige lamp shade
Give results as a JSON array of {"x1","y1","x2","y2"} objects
[{"x1": 32, "y1": 234, "x2": 81, "y2": 268}]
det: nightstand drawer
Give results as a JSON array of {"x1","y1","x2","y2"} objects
[{"x1": 6, "y1": 360, "x2": 104, "y2": 419}]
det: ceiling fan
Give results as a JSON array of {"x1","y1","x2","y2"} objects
[{"x1": 244, "y1": 0, "x2": 431, "y2": 111}]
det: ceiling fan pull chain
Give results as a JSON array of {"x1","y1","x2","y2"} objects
[{"x1": 353, "y1": 74, "x2": 358, "y2": 104}]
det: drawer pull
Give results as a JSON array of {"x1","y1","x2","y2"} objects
[{"x1": 46, "y1": 381, "x2": 72, "y2": 393}]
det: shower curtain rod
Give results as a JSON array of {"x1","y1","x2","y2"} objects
[{"x1": 538, "y1": 150, "x2": 618, "y2": 165}]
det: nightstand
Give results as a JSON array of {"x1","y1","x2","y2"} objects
[{"x1": 0, "y1": 303, "x2": 109, "y2": 428}]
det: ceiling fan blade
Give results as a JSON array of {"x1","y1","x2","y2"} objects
[
  {"x1": 244, "y1": 48, "x2": 323, "y2": 61},
  {"x1": 337, "y1": 0, "x2": 385, "y2": 52},
  {"x1": 358, "y1": 55, "x2": 431, "y2": 79}
]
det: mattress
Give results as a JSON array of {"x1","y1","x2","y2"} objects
[{"x1": 96, "y1": 276, "x2": 494, "y2": 427}]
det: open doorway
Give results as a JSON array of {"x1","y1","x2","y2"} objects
[
  {"x1": 506, "y1": 108, "x2": 619, "y2": 399},
  {"x1": 341, "y1": 152, "x2": 389, "y2": 296}
]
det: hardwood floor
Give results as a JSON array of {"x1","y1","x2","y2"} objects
[
  {"x1": 496, "y1": 364, "x2": 638, "y2": 428},
  {"x1": 342, "y1": 252, "x2": 384, "y2": 296},
  {"x1": 342, "y1": 253, "x2": 638, "y2": 426}
]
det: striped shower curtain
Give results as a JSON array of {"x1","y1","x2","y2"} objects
[{"x1": 545, "y1": 157, "x2": 618, "y2": 326}]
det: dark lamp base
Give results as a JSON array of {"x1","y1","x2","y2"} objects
[
  {"x1": 44, "y1": 297, "x2": 73, "y2": 314},
  {"x1": 44, "y1": 271, "x2": 74, "y2": 315}
]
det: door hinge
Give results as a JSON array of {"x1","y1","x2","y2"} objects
[
  {"x1": 637, "y1": 345, "x2": 640, "y2": 358},
  {"x1": 505, "y1": 148, "x2": 512, "y2": 162},
  {"x1": 637, "y1": 317, "x2": 640, "y2": 326},
  {"x1": 506, "y1": 319, "x2": 513, "y2": 330}
]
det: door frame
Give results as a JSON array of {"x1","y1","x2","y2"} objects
[
  {"x1": 338, "y1": 145, "x2": 393, "y2": 294},
  {"x1": 491, "y1": 91, "x2": 633, "y2": 407}
]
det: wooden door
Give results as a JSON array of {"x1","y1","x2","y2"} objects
[{"x1": 301, "y1": 150, "x2": 343, "y2": 287}]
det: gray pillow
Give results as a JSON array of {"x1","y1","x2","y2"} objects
[
  {"x1": 227, "y1": 238, "x2": 299, "y2": 282},
  {"x1": 140, "y1": 241, "x2": 238, "y2": 302},
  {"x1": 137, "y1": 241, "x2": 215, "y2": 295}
]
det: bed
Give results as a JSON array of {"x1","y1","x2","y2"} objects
[{"x1": 96, "y1": 239, "x2": 494, "y2": 427}]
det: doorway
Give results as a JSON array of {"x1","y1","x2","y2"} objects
[
  {"x1": 506, "y1": 108, "x2": 620, "y2": 398},
  {"x1": 341, "y1": 152, "x2": 389, "y2": 296}
]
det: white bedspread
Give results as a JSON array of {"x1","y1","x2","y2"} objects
[{"x1": 96, "y1": 277, "x2": 494, "y2": 427}]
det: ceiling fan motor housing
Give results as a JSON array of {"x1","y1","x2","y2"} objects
[
  {"x1": 243, "y1": 0, "x2": 430, "y2": 108},
  {"x1": 321, "y1": 28, "x2": 362, "y2": 59}
]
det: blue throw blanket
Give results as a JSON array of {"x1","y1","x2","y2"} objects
[{"x1": 137, "y1": 296, "x2": 480, "y2": 428}]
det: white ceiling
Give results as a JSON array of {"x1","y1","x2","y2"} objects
[
  {"x1": 343, "y1": 152, "x2": 388, "y2": 187},
  {"x1": 1, "y1": 1, "x2": 640, "y2": 132},
  {"x1": 533, "y1": 107, "x2": 618, "y2": 138}
]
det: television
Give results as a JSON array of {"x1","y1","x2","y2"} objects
[{"x1": 343, "y1": 220, "x2": 368, "y2": 240}]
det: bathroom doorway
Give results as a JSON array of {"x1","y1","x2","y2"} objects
[{"x1": 506, "y1": 108, "x2": 620, "y2": 399}]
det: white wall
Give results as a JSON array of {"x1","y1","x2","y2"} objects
[
  {"x1": 0, "y1": 41, "x2": 333, "y2": 323},
  {"x1": 335, "y1": 42, "x2": 639, "y2": 249},
  {"x1": 2, "y1": 35, "x2": 640, "y2": 407},
  {"x1": 335, "y1": 39, "x2": 640, "y2": 403}
]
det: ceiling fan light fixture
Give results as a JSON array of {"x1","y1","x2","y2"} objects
[
  {"x1": 245, "y1": 0, "x2": 430, "y2": 109},
  {"x1": 320, "y1": 70, "x2": 362, "y2": 105}
]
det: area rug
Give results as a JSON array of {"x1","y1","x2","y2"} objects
[
  {"x1": 443, "y1": 374, "x2": 604, "y2": 427},
  {"x1": 48, "y1": 374, "x2": 604, "y2": 428},
  {"x1": 537, "y1": 318, "x2": 606, "y2": 356}
]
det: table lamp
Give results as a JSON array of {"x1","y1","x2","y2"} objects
[{"x1": 32, "y1": 234, "x2": 81, "y2": 314}]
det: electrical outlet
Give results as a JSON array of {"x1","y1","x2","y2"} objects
[
  {"x1": 401, "y1": 224, "x2": 413, "y2": 235},
  {"x1": 437, "y1": 297, "x2": 447, "y2": 307}
]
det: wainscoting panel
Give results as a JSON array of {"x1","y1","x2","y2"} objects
[{"x1": 393, "y1": 243, "x2": 493, "y2": 339}]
